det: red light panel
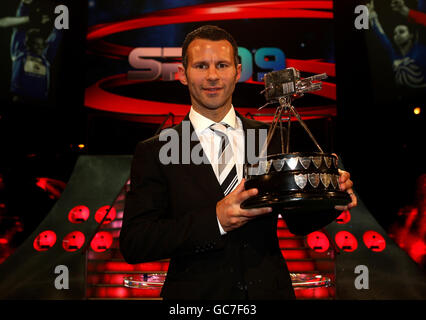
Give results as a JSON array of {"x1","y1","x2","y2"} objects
[
  {"x1": 87, "y1": 261, "x2": 170, "y2": 273},
  {"x1": 281, "y1": 249, "x2": 309, "y2": 260},
  {"x1": 294, "y1": 286, "x2": 333, "y2": 299},
  {"x1": 334, "y1": 231, "x2": 358, "y2": 252},
  {"x1": 62, "y1": 231, "x2": 85, "y2": 252},
  {"x1": 68, "y1": 205, "x2": 90, "y2": 223},
  {"x1": 277, "y1": 228, "x2": 296, "y2": 237},
  {"x1": 90, "y1": 231, "x2": 113, "y2": 252},
  {"x1": 87, "y1": 287, "x2": 162, "y2": 299},
  {"x1": 363, "y1": 231, "x2": 386, "y2": 252},
  {"x1": 277, "y1": 218, "x2": 288, "y2": 228},
  {"x1": 336, "y1": 210, "x2": 351, "y2": 224},
  {"x1": 306, "y1": 231, "x2": 330, "y2": 252},
  {"x1": 33, "y1": 230, "x2": 57, "y2": 251},
  {"x1": 286, "y1": 261, "x2": 316, "y2": 272},
  {"x1": 95, "y1": 206, "x2": 117, "y2": 224}
]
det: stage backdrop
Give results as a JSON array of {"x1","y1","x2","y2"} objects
[{"x1": 84, "y1": 0, "x2": 337, "y2": 123}]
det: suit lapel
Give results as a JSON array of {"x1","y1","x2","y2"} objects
[
  {"x1": 176, "y1": 114, "x2": 224, "y2": 202},
  {"x1": 237, "y1": 112, "x2": 268, "y2": 164},
  {"x1": 174, "y1": 111, "x2": 269, "y2": 200}
]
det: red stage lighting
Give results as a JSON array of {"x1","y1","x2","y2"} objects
[
  {"x1": 336, "y1": 210, "x2": 351, "y2": 224},
  {"x1": 90, "y1": 231, "x2": 113, "y2": 252},
  {"x1": 306, "y1": 231, "x2": 330, "y2": 252},
  {"x1": 33, "y1": 231, "x2": 57, "y2": 251},
  {"x1": 68, "y1": 205, "x2": 90, "y2": 223},
  {"x1": 95, "y1": 206, "x2": 117, "y2": 224},
  {"x1": 363, "y1": 231, "x2": 386, "y2": 252},
  {"x1": 62, "y1": 231, "x2": 85, "y2": 252},
  {"x1": 334, "y1": 231, "x2": 358, "y2": 252}
]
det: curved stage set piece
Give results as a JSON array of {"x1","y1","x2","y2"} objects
[{"x1": 0, "y1": 155, "x2": 425, "y2": 300}]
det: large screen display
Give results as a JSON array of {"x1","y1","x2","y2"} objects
[
  {"x1": 84, "y1": 0, "x2": 337, "y2": 124},
  {"x1": 365, "y1": 0, "x2": 426, "y2": 104}
]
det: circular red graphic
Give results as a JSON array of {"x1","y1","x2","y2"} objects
[
  {"x1": 306, "y1": 231, "x2": 330, "y2": 252},
  {"x1": 95, "y1": 206, "x2": 116, "y2": 224},
  {"x1": 62, "y1": 231, "x2": 85, "y2": 252},
  {"x1": 363, "y1": 231, "x2": 386, "y2": 252},
  {"x1": 334, "y1": 231, "x2": 358, "y2": 252},
  {"x1": 336, "y1": 210, "x2": 351, "y2": 224},
  {"x1": 68, "y1": 205, "x2": 90, "y2": 223},
  {"x1": 33, "y1": 231, "x2": 57, "y2": 251},
  {"x1": 90, "y1": 231, "x2": 113, "y2": 252}
]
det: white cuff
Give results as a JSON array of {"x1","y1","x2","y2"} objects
[{"x1": 217, "y1": 216, "x2": 227, "y2": 235}]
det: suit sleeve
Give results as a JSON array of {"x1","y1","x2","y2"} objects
[{"x1": 119, "y1": 139, "x2": 227, "y2": 264}]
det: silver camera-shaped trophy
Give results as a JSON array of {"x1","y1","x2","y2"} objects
[{"x1": 241, "y1": 68, "x2": 351, "y2": 213}]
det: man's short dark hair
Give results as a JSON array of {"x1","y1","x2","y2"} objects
[{"x1": 181, "y1": 25, "x2": 239, "y2": 69}]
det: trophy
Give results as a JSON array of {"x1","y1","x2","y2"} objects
[{"x1": 241, "y1": 68, "x2": 351, "y2": 213}]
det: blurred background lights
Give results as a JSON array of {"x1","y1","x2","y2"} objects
[
  {"x1": 413, "y1": 107, "x2": 421, "y2": 115},
  {"x1": 306, "y1": 231, "x2": 330, "y2": 252},
  {"x1": 95, "y1": 206, "x2": 116, "y2": 224},
  {"x1": 33, "y1": 231, "x2": 57, "y2": 251},
  {"x1": 68, "y1": 205, "x2": 90, "y2": 223},
  {"x1": 363, "y1": 231, "x2": 386, "y2": 252},
  {"x1": 90, "y1": 231, "x2": 113, "y2": 252},
  {"x1": 336, "y1": 210, "x2": 351, "y2": 224},
  {"x1": 62, "y1": 231, "x2": 85, "y2": 252},
  {"x1": 334, "y1": 231, "x2": 358, "y2": 252}
]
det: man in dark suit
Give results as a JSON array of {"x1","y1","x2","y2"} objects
[{"x1": 119, "y1": 25, "x2": 357, "y2": 300}]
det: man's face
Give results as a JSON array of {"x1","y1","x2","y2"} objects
[
  {"x1": 179, "y1": 39, "x2": 241, "y2": 114},
  {"x1": 30, "y1": 37, "x2": 45, "y2": 56},
  {"x1": 393, "y1": 25, "x2": 413, "y2": 47}
]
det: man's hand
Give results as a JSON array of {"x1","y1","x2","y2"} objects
[
  {"x1": 391, "y1": 0, "x2": 410, "y2": 17},
  {"x1": 335, "y1": 169, "x2": 358, "y2": 211},
  {"x1": 366, "y1": 0, "x2": 378, "y2": 20},
  {"x1": 216, "y1": 179, "x2": 272, "y2": 232}
]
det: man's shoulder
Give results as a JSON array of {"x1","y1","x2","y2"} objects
[{"x1": 135, "y1": 121, "x2": 185, "y2": 149}]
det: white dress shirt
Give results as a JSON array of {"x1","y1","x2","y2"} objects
[{"x1": 189, "y1": 106, "x2": 245, "y2": 235}]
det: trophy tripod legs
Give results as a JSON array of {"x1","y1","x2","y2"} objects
[
  {"x1": 277, "y1": 97, "x2": 324, "y2": 154},
  {"x1": 260, "y1": 96, "x2": 325, "y2": 158}
]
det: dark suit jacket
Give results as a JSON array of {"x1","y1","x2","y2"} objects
[{"x1": 119, "y1": 112, "x2": 339, "y2": 300}]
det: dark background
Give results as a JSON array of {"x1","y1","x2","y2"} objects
[{"x1": 0, "y1": 0, "x2": 424, "y2": 257}]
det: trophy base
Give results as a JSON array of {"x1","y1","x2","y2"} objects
[
  {"x1": 241, "y1": 190, "x2": 351, "y2": 212},
  {"x1": 241, "y1": 152, "x2": 352, "y2": 213}
]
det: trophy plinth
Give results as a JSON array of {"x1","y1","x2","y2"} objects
[
  {"x1": 241, "y1": 152, "x2": 351, "y2": 212},
  {"x1": 241, "y1": 68, "x2": 351, "y2": 213}
]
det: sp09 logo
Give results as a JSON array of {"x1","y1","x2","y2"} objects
[{"x1": 128, "y1": 47, "x2": 285, "y2": 83}]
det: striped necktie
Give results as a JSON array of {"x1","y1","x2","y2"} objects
[{"x1": 210, "y1": 123, "x2": 238, "y2": 196}]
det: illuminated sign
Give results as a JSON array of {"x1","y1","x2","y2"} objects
[
  {"x1": 85, "y1": 1, "x2": 336, "y2": 117},
  {"x1": 128, "y1": 47, "x2": 285, "y2": 82}
]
